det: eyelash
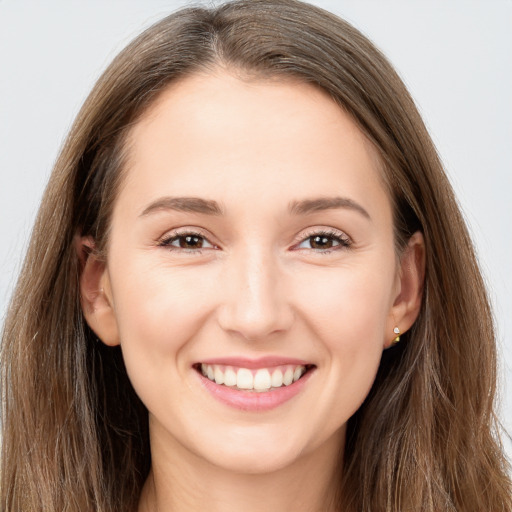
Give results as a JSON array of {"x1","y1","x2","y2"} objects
[
  {"x1": 157, "y1": 228, "x2": 352, "y2": 255},
  {"x1": 296, "y1": 228, "x2": 352, "y2": 254},
  {"x1": 157, "y1": 230, "x2": 213, "y2": 254}
]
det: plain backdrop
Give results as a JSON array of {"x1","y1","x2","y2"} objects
[{"x1": 1, "y1": 0, "x2": 511, "y2": 461}]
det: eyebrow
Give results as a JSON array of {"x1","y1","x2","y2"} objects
[
  {"x1": 288, "y1": 196, "x2": 371, "y2": 219},
  {"x1": 140, "y1": 196, "x2": 224, "y2": 216},
  {"x1": 139, "y1": 195, "x2": 371, "y2": 220}
]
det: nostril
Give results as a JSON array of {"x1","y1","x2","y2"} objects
[{"x1": 216, "y1": 289, "x2": 295, "y2": 341}]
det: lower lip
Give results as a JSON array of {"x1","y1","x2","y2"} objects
[{"x1": 195, "y1": 368, "x2": 315, "y2": 412}]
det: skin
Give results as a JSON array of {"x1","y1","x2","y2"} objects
[{"x1": 80, "y1": 70, "x2": 424, "y2": 512}]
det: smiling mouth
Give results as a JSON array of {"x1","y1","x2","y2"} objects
[{"x1": 193, "y1": 363, "x2": 315, "y2": 392}]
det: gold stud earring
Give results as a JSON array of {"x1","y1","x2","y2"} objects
[{"x1": 392, "y1": 326, "x2": 401, "y2": 344}]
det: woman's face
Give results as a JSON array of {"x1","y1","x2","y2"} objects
[{"x1": 84, "y1": 70, "x2": 418, "y2": 474}]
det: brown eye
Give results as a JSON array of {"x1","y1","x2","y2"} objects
[
  {"x1": 296, "y1": 230, "x2": 351, "y2": 253},
  {"x1": 309, "y1": 235, "x2": 335, "y2": 249},
  {"x1": 178, "y1": 235, "x2": 204, "y2": 249},
  {"x1": 159, "y1": 231, "x2": 215, "y2": 252}
]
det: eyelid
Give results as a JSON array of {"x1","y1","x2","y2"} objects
[
  {"x1": 157, "y1": 226, "x2": 352, "y2": 254},
  {"x1": 292, "y1": 226, "x2": 352, "y2": 248},
  {"x1": 157, "y1": 227, "x2": 218, "y2": 251}
]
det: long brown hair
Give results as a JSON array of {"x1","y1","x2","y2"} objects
[{"x1": 1, "y1": 1, "x2": 510, "y2": 510}]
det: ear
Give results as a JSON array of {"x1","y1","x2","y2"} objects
[
  {"x1": 75, "y1": 235, "x2": 120, "y2": 347},
  {"x1": 384, "y1": 231, "x2": 425, "y2": 348}
]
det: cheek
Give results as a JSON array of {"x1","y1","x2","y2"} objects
[
  {"x1": 107, "y1": 258, "x2": 223, "y2": 418},
  {"x1": 294, "y1": 261, "x2": 394, "y2": 346},
  {"x1": 292, "y1": 261, "x2": 393, "y2": 414},
  {"x1": 106, "y1": 258, "x2": 214, "y2": 395},
  {"x1": 110, "y1": 257, "x2": 217, "y2": 348}
]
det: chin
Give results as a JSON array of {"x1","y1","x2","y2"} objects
[
  {"x1": 191, "y1": 425, "x2": 322, "y2": 475},
  {"x1": 207, "y1": 446, "x2": 303, "y2": 475}
]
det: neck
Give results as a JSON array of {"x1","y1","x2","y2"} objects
[{"x1": 138, "y1": 423, "x2": 344, "y2": 512}]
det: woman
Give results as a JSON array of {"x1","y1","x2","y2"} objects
[{"x1": 1, "y1": 0, "x2": 510, "y2": 510}]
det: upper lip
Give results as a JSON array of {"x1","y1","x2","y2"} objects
[{"x1": 196, "y1": 356, "x2": 314, "y2": 369}]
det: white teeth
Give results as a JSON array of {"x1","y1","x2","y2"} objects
[
  {"x1": 283, "y1": 368, "x2": 294, "y2": 386},
  {"x1": 271, "y1": 369, "x2": 283, "y2": 388},
  {"x1": 237, "y1": 368, "x2": 254, "y2": 390},
  {"x1": 253, "y1": 369, "x2": 272, "y2": 391},
  {"x1": 224, "y1": 368, "x2": 237, "y2": 387},
  {"x1": 199, "y1": 363, "x2": 308, "y2": 391},
  {"x1": 214, "y1": 366, "x2": 224, "y2": 385}
]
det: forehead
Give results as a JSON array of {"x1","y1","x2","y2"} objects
[{"x1": 118, "y1": 70, "x2": 390, "y2": 221}]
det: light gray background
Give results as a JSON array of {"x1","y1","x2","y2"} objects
[{"x1": 1, "y1": 0, "x2": 511, "y2": 460}]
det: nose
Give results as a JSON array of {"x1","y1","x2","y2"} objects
[{"x1": 217, "y1": 244, "x2": 294, "y2": 342}]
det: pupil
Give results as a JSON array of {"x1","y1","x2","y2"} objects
[
  {"x1": 311, "y1": 235, "x2": 332, "y2": 249},
  {"x1": 180, "y1": 235, "x2": 202, "y2": 248}
]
